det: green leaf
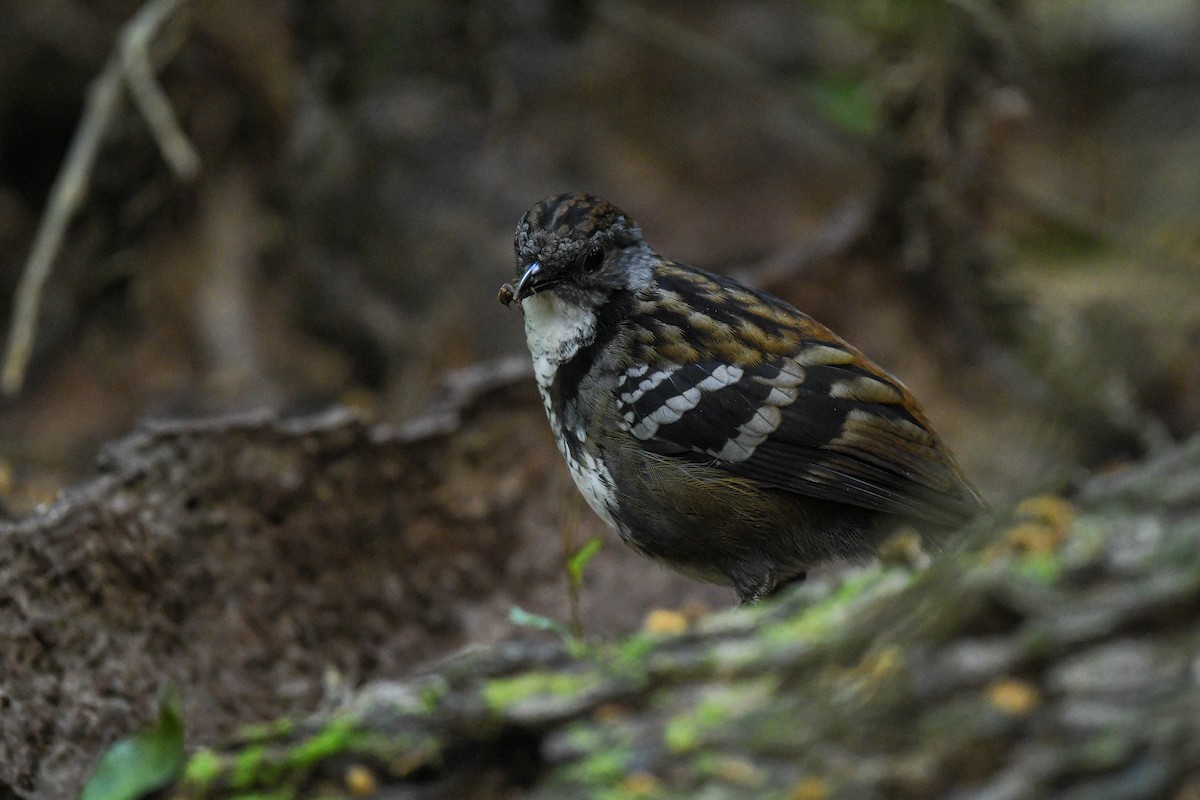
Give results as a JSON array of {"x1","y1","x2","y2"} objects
[
  {"x1": 567, "y1": 537, "x2": 603, "y2": 590},
  {"x1": 509, "y1": 605, "x2": 572, "y2": 640},
  {"x1": 803, "y1": 73, "x2": 878, "y2": 137},
  {"x1": 80, "y1": 687, "x2": 185, "y2": 800}
]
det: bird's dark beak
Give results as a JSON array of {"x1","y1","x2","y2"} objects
[{"x1": 514, "y1": 261, "x2": 558, "y2": 301}]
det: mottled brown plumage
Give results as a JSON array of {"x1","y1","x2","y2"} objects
[{"x1": 506, "y1": 192, "x2": 986, "y2": 602}]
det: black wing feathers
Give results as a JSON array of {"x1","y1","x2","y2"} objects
[{"x1": 618, "y1": 357, "x2": 981, "y2": 527}]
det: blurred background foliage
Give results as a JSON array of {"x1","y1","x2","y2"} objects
[{"x1": 1, "y1": 0, "x2": 1198, "y2": 514}]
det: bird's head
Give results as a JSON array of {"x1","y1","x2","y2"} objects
[{"x1": 509, "y1": 193, "x2": 654, "y2": 309}]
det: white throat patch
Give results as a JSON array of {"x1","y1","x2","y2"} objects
[
  {"x1": 521, "y1": 292, "x2": 598, "y2": 389},
  {"x1": 520, "y1": 290, "x2": 622, "y2": 532}
]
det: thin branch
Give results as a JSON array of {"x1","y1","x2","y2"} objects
[
  {"x1": 1, "y1": 0, "x2": 196, "y2": 396},
  {"x1": 119, "y1": 0, "x2": 201, "y2": 180},
  {"x1": 1, "y1": 64, "x2": 123, "y2": 395}
]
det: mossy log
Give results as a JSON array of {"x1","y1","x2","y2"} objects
[
  {"x1": 4, "y1": 354, "x2": 1199, "y2": 799},
  {"x1": 167, "y1": 437, "x2": 1200, "y2": 799}
]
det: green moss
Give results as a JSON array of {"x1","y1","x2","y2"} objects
[
  {"x1": 691, "y1": 751, "x2": 721, "y2": 778},
  {"x1": 615, "y1": 633, "x2": 656, "y2": 667},
  {"x1": 554, "y1": 721, "x2": 646, "y2": 790},
  {"x1": 1070, "y1": 732, "x2": 1136, "y2": 770},
  {"x1": 352, "y1": 728, "x2": 444, "y2": 777},
  {"x1": 563, "y1": 721, "x2": 606, "y2": 753},
  {"x1": 219, "y1": 720, "x2": 360, "y2": 795},
  {"x1": 563, "y1": 742, "x2": 634, "y2": 785},
  {"x1": 181, "y1": 747, "x2": 223, "y2": 788},
  {"x1": 483, "y1": 670, "x2": 601, "y2": 712},
  {"x1": 235, "y1": 717, "x2": 295, "y2": 744},
  {"x1": 705, "y1": 639, "x2": 764, "y2": 673},
  {"x1": 803, "y1": 73, "x2": 878, "y2": 136},
  {"x1": 663, "y1": 679, "x2": 777, "y2": 754},
  {"x1": 233, "y1": 746, "x2": 290, "y2": 789},
  {"x1": 1014, "y1": 551, "x2": 1063, "y2": 585},
  {"x1": 231, "y1": 746, "x2": 268, "y2": 789},
  {"x1": 763, "y1": 566, "x2": 909, "y2": 645},
  {"x1": 418, "y1": 678, "x2": 448, "y2": 713},
  {"x1": 662, "y1": 695, "x2": 734, "y2": 758},
  {"x1": 664, "y1": 714, "x2": 702, "y2": 753},
  {"x1": 594, "y1": 786, "x2": 669, "y2": 800},
  {"x1": 189, "y1": 715, "x2": 387, "y2": 796},
  {"x1": 1063, "y1": 517, "x2": 1110, "y2": 561},
  {"x1": 285, "y1": 717, "x2": 359, "y2": 767},
  {"x1": 693, "y1": 697, "x2": 732, "y2": 729},
  {"x1": 225, "y1": 791, "x2": 294, "y2": 800}
]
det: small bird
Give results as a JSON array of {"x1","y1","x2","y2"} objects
[{"x1": 502, "y1": 192, "x2": 985, "y2": 603}]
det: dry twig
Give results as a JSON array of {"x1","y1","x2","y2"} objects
[{"x1": 1, "y1": 0, "x2": 197, "y2": 396}]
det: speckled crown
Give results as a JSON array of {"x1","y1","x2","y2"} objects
[{"x1": 514, "y1": 193, "x2": 642, "y2": 269}]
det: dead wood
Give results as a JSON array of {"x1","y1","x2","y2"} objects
[{"x1": 0, "y1": 358, "x2": 728, "y2": 799}]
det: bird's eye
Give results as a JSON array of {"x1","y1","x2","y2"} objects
[{"x1": 581, "y1": 245, "x2": 606, "y2": 273}]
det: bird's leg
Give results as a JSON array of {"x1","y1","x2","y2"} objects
[
  {"x1": 767, "y1": 571, "x2": 807, "y2": 598},
  {"x1": 737, "y1": 571, "x2": 808, "y2": 605}
]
